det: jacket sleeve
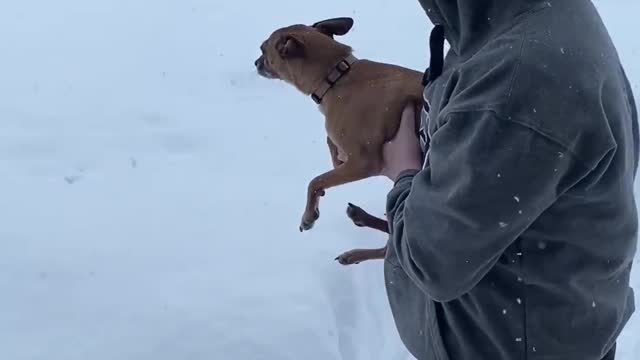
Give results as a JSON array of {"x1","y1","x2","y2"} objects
[{"x1": 386, "y1": 110, "x2": 590, "y2": 302}]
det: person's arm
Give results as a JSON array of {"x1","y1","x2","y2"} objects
[{"x1": 385, "y1": 110, "x2": 591, "y2": 302}]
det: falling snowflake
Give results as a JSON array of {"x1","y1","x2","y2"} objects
[{"x1": 64, "y1": 175, "x2": 81, "y2": 185}]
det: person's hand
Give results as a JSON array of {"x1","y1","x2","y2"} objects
[{"x1": 381, "y1": 104, "x2": 423, "y2": 181}]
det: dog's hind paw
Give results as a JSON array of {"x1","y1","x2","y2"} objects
[
  {"x1": 335, "y1": 248, "x2": 386, "y2": 265},
  {"x1": 346, "y1": 203, "x2": 367, "y2": 227},
  {"x1": 335, "y1": 250, "x2": 362, "y2": 265}
]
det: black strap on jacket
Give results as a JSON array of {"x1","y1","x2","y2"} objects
[{"x1": 421, "y1": 24, "x2": 446, "y2": 87}]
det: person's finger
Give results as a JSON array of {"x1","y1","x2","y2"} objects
[
  {"x1": 397, "y1": 104, "x2": 417, "y2": 140},
  {"x1": 401, "y1": 104, "x2": 415, "y2": 128}
]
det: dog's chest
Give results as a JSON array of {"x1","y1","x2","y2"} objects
[
  {"x1": 328, "y1": 134, "x2": 349, "y2": 162},
  {"x1": 336, "y1": 148, "x2": 349, "y2": 162},
  {"x1": 320, "y1": 107, "x2": 350, "y2": 162}
]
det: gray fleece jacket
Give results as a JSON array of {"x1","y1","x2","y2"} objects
[{"x1": 384, "y1": 0, "x2": 639, "y2": 359}]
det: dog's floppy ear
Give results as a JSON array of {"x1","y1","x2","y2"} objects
[
  {"x1": 277, "y1": 35, "x2": 304, "y2": 58},
  {"x1": 312, "y1": 17, "x2": 354, "y2": 38}
]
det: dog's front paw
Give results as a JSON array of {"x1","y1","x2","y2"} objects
[{"x1": 299, "y1": 208, "x2": 320, "y2": 232}]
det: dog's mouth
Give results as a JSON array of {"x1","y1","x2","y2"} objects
[{"x1": 254, "y1": 55, "x2": 277, "y2": 79}]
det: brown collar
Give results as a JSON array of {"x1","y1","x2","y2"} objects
[{"x1": 311, "y1": 54, "x2": 358, "y2": 104}]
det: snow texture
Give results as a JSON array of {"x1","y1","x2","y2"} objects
[{"x1": 0, "y1": 1, "x2": 638, "y2": 359}]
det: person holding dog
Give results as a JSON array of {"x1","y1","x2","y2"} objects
[{"x1": 380, "y1": 1, "x2": 638, "y2": 359}]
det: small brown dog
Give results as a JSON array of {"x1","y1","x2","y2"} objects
[{"x1": 255, "y1": 17, "x2": 424, "y2": 264}]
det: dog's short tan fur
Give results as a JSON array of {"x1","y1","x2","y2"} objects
[{"x1": 255, "y1": 17, "x2": 423, "y2": 264}]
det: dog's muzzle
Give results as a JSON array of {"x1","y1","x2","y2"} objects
[{"x1": 254, "y1": 55, "x2": 275, "y2": 79}]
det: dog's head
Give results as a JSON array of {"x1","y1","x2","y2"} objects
[{"x1": 254, "y1": 17, "x2": 354, "y2": 91}]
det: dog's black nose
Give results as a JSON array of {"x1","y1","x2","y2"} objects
[{"x1": 254, "y1": 57, "x2": 262, "y2": 67}]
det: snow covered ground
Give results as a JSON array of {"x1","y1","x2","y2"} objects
[{"x1": 0, "y1": 1, "x2": 637, "y2": 359}]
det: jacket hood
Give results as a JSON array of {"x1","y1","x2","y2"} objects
[{"x1": 418, "y1": 0, "x2": 549, "y2": 55}]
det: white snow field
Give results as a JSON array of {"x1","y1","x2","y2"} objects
[{"x1": 0, "y1": 1, "x2": 638, "y2": 359}]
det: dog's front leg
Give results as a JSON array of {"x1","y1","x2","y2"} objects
[{"x1": 300, "y1": 157, "x2": 375, "y2": 232}]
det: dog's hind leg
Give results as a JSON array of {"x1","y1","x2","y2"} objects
[
  {"x1": 335, "y1": 247, "x2": 387, "y2": 265},
  {"x1": 333, "y1": 203, "x2": 389, "y2": 265}
]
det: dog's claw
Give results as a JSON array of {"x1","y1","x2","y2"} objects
[{"x1": 299, "y1": 221, "x2": 315, "y2": 232}]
